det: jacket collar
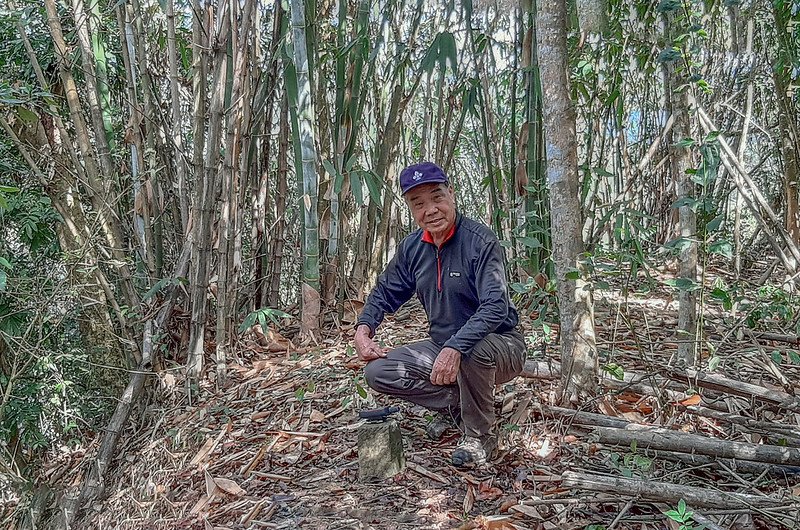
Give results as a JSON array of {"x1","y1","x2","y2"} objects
[{"x1": 421, "y1": 213, "x2": 461, "y2": 248}]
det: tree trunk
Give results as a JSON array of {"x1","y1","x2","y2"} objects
[
  {"x1": 290, "y1": 0, "x2": 321, "y2": 341},
  {"x1": 3, "y1": 117, "x2": 127, "y2": 395},
  {"x1": 536, "y1": 0, "x2": 598, "y2": 403}
]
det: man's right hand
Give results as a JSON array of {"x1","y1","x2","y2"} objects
[{"x1": 354, "y1": 325, "x2": 387, "y2": 362}]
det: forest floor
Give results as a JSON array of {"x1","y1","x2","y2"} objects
[{"x1": 42, "y1": 264, "x2": 800, "y2": 529}]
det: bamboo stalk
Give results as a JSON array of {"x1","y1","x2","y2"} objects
[
  {"x1": 562, "y1": 470, "x2": 784, "y2": 509},
  {"x1": 290, "y1": 0, "x2": 321, "y2": 340},
  {"x1": 584, "y1": 424, "x2": 800, "y2": 466}
]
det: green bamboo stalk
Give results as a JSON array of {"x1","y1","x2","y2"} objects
[
  {"x1": 89, "y1": 0, "x2": 114, "y2": 148},
  {"x1": 290, "y1": 0, "x2": 321, "y2": 338}
]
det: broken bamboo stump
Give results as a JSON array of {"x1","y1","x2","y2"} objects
[{"x1": 561, "y1": 470, "x2": 785, "y2": 509}]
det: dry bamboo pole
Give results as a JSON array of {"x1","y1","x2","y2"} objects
[
  {"x1": 734, "y1": 18, "x2": 755, "y2": 279},
  {"x1": 216, "y1": 0, "x2": 255, "y2": 384},
  {"x1": 695, "y1": 104, "x2": 800, "y2": 276},
  {"x1": 167, "y1": 0, "x2": 190, "y2": 233},
  {"x1": 188, "y1": 1, "x2": 231, "y2": 379},
  {"x1": 129, "y1": 0, "x2": 158, "y2": 276},
  {"x1": 584, "y1": 424, "x2": 800, "y2": 466},
  {"x1": 562, "y1": 470, "x2": 785, "y2": 509},
  {"x1": 268, "y1": 96, "x2": 290, "y2": 308},
  {"x1": 665, "y1": 368, "x2": 800, "y2": 412}
]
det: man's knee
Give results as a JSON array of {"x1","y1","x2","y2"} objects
[{"x1": 363, "y1": 359, "x2": 387, "y2": 391}]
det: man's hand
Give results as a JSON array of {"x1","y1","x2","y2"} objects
[
  {"x1": 430, "y1": 347, "x2": 461, "y2": 385},
  {"x1": 354, "y1": 325, "x2": 387, "y2": 362}
]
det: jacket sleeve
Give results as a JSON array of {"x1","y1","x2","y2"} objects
[
  {"x1": 443, "y1": 238, "x2": 510, "y2": 355},
  {"x1": 356, "y1": 244, "x2": 416, "y2": 334}
]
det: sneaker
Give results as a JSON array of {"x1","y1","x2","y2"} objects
[
  {"x1": 425, "y1": 410, "x2": 461, "y2": 440},
  {"x1": 451, "y1": 435, "x2": 497, "y2": 467}
]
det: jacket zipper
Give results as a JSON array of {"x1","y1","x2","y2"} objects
[{"x1": 436, "y1": 247, "x2": 442, "y2": 292}]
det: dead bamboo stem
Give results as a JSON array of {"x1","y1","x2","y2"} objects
[{"x1": 562, "y1": 470, "x2": 785, "y2": 509}]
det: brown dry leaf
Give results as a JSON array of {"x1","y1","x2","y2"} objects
[
  {"x1": 463, "y1": 484, "x2": 475, "y2": 514},
  {"x1": 190, "y1": 494, "x2": 211, "y2": 515},
  {"x1": 214, "y1": 477, "x2": 246, "y2": 496},
  {"x1": 792, "y1": 485, "x2": 800, "y2": 497},
  {"x1": 345, "y1": 358, "x2": 364, "y2": 370},
  {"x1": 499, "y1": 497, "x2": 518, "y2": 513},
  {"x1": 677, "y1": 394, "x2": 702, "y2": 407},
  {"x1": 191, "y1": 438, "x2": 217, "y2": 467},
  {"x1": 407, "y1": 461, "x2": 450, "y2": 484},
  {"x1": 596, "y1": 396, "x2": 619, "y2": 417},
  {"x1": 617, "y1": 392, "x2": 644, "y2": 403},
  {"x1": 204, "y1": 470, "x2": 219, "y2": 497},
  {"x1": 309, "y1": 409, "x2": 326, "y2": 423},
  {"x1": 621, "y1": 411, "x2": 646, "y2": 423},
  {"x1": 477, "y1": 480, "x2": 503, "y2": 501},
  {"x1": 509, "y1": 504, "x2": 544, "y2": 520},
  {"x1": 483, "y1": 515, "x2": 518, "y2": 529}
]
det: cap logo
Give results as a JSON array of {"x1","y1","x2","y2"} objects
[{"x1": 412, "y1": 171, "x2": 423, "y2": 181}]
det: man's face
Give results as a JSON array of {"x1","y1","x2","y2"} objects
[{"x1": 404, "y1": 183, "x2": 457, "y2": 239}]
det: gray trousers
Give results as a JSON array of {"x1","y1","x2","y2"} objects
[{"x1": 363, "y1": 330, "x2": 526, "y2": 438}]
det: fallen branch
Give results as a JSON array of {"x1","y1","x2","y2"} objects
[
  {"x1": 664, "y1": 369, "x2": 800, "y2": 413},
  {"x1": 640, "y1": 447, "x2": 800, "y2": 477},
  {"x1": 752, "y1": 331, "x2": 800, "y2": 345},
  {"x1": 683, "y1": 405, "x2": 800, "y2": 441},
  {"x1": 63, "y1": 321, "x2": 154, "y2": 522},
  {"x1": 562, "y1": 470, "x2": 785, "y2": 509},
  {"x1": 536, "y1": 404, "x2": 634, "y2": 429},
  {"x1": 583, "y1": 424, "x2": 800, "y2": 466}
]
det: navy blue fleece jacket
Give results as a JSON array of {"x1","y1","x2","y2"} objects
[{"x1": 357, "y1": 213, "x2": 519, "y2": 356}]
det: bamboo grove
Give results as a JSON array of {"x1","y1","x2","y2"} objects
[{"x1": 0, "y1": 0, "x2": 798, "y2": 512}]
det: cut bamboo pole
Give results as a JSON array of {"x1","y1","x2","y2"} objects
[
  {"x1": 536, "y1": 404, "x2": 635, "y2": 429},
  {"x1": 665, "y1": 369, "x2": 800, "y2": 413},
  {"x1": 584, "y1": 424, "x2": 800, "y2": 466},
  {"x1": 683, "y1": 405, "x2": 800, "y2": 440},
  {"x1": 562, "y1": 470, "x2": 784, "y2": 509}
]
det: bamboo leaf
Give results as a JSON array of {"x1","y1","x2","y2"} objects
[
  {"x1": 16, "y1": 107, "x2": 37, "y2": 124},
  {"x1": 362, "y1": 170, "x2": 382, "y2": 205},
  {"x1": 438, "y1": 31, "x2": 458, "y2": 75},
  {"x1": 350, "y1": 173, "x2": 363, "y2": 205},
  {"x1": 708, "y1": 239, "x2": 733, "y2": 258}
]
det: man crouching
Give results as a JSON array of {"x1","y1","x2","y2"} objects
[{"x1": 353, "y1": 162, "x2": 526, "y2": 467}]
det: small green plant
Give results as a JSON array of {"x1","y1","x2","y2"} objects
[
  {"x1": 664, "y1": 499, "x2": 699, "y2": 530},
  {"x1": 239, "y1": 306, "x2": 292, "y2": 334},
  {"x1": 294, "y1": 381, "x2": 316, "y2": 402},
  {"x1": 609, "y1": 441, "x2": 652, "y2": 478}
]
